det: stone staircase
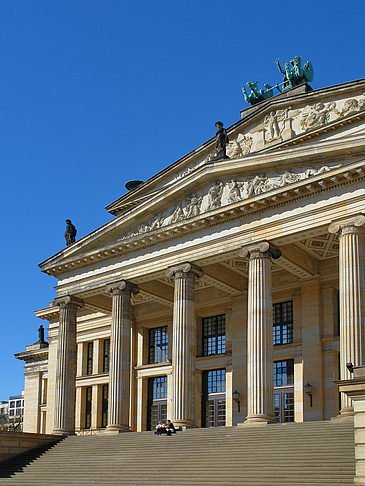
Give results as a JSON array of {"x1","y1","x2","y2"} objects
[{"x1": 0, "y1": 421, "x2": 355, "y2": 485}]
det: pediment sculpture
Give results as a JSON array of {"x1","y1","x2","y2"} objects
[{"x1": 118, "y1": 162, "x2": 341, "y2": 242}]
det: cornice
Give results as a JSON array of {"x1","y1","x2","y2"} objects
[
  {"x1": 15, "y1": 349, "x2": 49, "y2": 362},
  {"x1": 42, "y1": 156, "x2": 365, "y2": 278}
]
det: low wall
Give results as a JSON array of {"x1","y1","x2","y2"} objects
[{"x1": 0, "y1": 431, "x2": 60, "y2": 464}]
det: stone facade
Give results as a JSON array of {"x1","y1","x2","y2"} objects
[{"x1": 16, "y1": 78, "x2": 365, "y2": 434}]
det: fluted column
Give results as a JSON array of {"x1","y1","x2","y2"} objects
[
  {"x1": 166, "y1": 262, "x2": 203, "y2": 427},
  {"x1": 105, "y1": 280, "x2": 138, "y2": 432},
  {"x1": 53, "y1": 295, "x2": 84, "y2": 435},
  {"x1": 329, "y1": 215, "x2": 365, "y2": 415},
  {"x1": 240, "y1": 242, "x2": 281, "y2": 424}
]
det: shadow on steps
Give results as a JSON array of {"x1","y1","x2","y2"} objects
[{"x1": 0, "y1": 438, "x2": 64, "y2": 478}]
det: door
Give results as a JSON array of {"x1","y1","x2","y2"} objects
[
  {"x1": 202, "y1": 369, "x2": 226, "y2": 427},
  {"x1": 147, "y1": 376, "x2": 167, "y2": 430},
  {"x1": 274, "y1": 360, "x2": 294, "y2": 423}
]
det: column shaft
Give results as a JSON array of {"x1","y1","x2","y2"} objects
[
  {"x1": 166, "y1": 262, "x2": 203, "y2": 427},
  {"x1": 53, "y1": 295, "x2": 83, "y2": 435},
  {"x1": 330, "y1": 216, "x2": 365, "y2": 414},
  {"x1": 106, "y1": 280, "x2": 138, "y2": 431},
  {"x1": 240, "y1": 242, "x2": 280, "y2": 423}
]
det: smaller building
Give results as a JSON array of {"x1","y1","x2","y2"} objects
[{"x1": 7, "y1": 392, "x2": 24, "y2": 430}]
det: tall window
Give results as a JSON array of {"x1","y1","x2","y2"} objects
[
  {"x1": 202, "y1": 315, "x2": 226, "y2": 356},
  {"x1": 85, "y1": 386, "x2": 92, "y2": 429},
  {"x1": 273, "y1": 301, "x2": 293, "y2": 345},
  {"x1": 149, "y1": 327, "x2": 168, "y2": 364},
  {"x1": 86, "y1": 342, "x2": 93, "y2": 375},
  {"x1": 103, "y1": 339, "x2": 110, "y2": 373},
  {"x1": 274, "y1": 359, "x2": 294, "y2": 387},
  {"x1": 101, "y1": 384, "x2": 108, "y2": 428}
]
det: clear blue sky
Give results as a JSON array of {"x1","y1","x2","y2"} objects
[{"x1": 0, "y1": 0, "x2": 364, "y2": 399}]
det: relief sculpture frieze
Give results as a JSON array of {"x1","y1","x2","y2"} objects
[{"x1": 118, "y1": 162, "x2": 341, "y2": 242}]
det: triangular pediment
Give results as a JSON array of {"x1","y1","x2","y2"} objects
[
  {"x1": 40, "y1": 79, "x2": 365, "y2": 275},
  {"x1": 106, "y1": 78, "x2": 365, "y2": 217}
]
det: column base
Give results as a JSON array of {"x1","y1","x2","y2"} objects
[
  {"x1": 331, "y1": 409, "x2": 354, "y2": 421},
  {"x1": 239, "y1": 415, "x2": 276, "y2": 426},
  {"x1": 173, "y1": 420, "x2": 197, "y2": 429},
  {"x1": 52, "y1": 428, "x2": 76, "y2": 436},
  {"x1": 105, "y1": 424, "x2": 130, "y2": 433}
]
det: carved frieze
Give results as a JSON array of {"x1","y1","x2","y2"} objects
[{"x1": 118, "y1": 162, "x2": 341, "y2": 242}]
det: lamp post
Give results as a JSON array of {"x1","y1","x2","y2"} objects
[
  {"x1": 304, "y1": 382, "x2": 313, "y2": 407},
  {"x1": 233, "y1": 390, "x2": 241, "y2": 413}
]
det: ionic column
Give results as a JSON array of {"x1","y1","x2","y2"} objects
[
  {"x1": 329, "y1": 215, "x2": 365, "y2": 415},
  {"x1": 166, "y1": 262, "x2": 203, "y2": 427},
  {"x1": 240, "y1": 242, "x2": 281, "y2": 424},
  {"x1": 105, "y1": 280, "x2": 138, "y2": 432},
  {"x1": 53, "y1": 295, "x2": 84, "y2": 435}
]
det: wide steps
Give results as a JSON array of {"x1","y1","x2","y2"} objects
[{"x1": 0, "y1": 421, "x2": 356, "y2": 485}]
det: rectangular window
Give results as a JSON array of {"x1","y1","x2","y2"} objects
[
  {"x1": 274, "y1": 359, "x2": 294, "y2": 387},
  {"x1": 85, "y1": 386, "x2": 92, "y2": 429},
  {"x1": 86, "y1": 342, "x2": 93, "y2": 375},
  {"x1": 207, "y1": 369, "x2": 226, "y2": 394},
  {"x1": 149, "y1": 327, "x2": 168, "y2": 364},
  {"x1": 152, "y1": 376, "x2": 167, "y2": 400},
  {"x1": 101, "y1": 384, "x2": 108, "y2": 428},
  {"x1": 9, "y1": 409, "x2": 14, "y2": 416},
  {"x1": 103, "y1": 339, "x2": 110, "y2": 373},
  {"x1": 9, "y1": 401, "x2": 15, "y2": 408},
  {"x1": 202, "y1": 315, "x2": 226, "y2": 356},
  {"x1": 273, "y1": 301, "x2": 293, "y2": 345},
  {"x1": 16, "y1": 400, "x2": 22, "y2": 408}
]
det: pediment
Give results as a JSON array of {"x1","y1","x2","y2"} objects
[
  {"x1": 106, "y1": 79, "x2": 365, "y2": 216},
  {"x1": 40, "y1": 79, "x2": 365, "y2": 275}
]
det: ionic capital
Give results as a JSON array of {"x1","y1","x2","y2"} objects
[
  {"x1": 166, "y1": 262, "x2": 204, "y2": 280},
  {"x1": 105, "y1": 280, "x2": 139, "y2": 297},
  {"x1": 328, "y1": 215, "x2": 365, "y2": 237},
  {"x1": 53, "y1": 295, "x2": 84, "y2": 311},
  {"x1": 239, "y1": 241, "x2": 281, "y2": 261}
]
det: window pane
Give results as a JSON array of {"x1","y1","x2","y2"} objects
[
  {"x1": 207, "y1": 369, "x2": 226, "y2": 394},
  {"x1": 153, "y1": 376, "x2": 167, "y2": 399},
  {"x1": 274, "y1": 359, "x2": 294, "y2": 387},
  {"x1": 86, "y1": 342, "x2": 93, "y2": 375},
  {"x1": 149, "y1": 327, "x2": 168, "y2": 364},
  {"x1": 273, "y1": 301, "x2": 293, "y2": 345},
  {"x1": 103, "y1": 339, "x2": 110, "y2": 373},
  {"x1": 202, "y1": 315, "x2": 226, "y2": 356}
]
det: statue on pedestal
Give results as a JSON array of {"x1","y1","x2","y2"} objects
[
  {"x1": 211, "y1": 121, "x2": 229, "y2": 160},
  {"x1": 65, "y1": 219, "x2": 77, "y2": 246}
]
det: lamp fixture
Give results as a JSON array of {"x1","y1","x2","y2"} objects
[
  {"x1": 304, "y1": 382, "x2": 313, "y2": 407},
  {"x1": 233, "y1": 390, "x2": 241, "y2": 413}
]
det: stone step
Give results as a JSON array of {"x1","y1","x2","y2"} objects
[{"x1": 0, "y1": 421, "x2": 355, "y2": 485}]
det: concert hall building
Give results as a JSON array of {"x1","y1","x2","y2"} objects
[{"x1": 16, "y1": 77, "x2": 365, "y2": 434}]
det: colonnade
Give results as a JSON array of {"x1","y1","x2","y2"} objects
[{"x1": 52, "y1": 215, "x2": 365, "y2": 434}]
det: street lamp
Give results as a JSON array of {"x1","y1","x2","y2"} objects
[
  {"x1": 233, "y1": 390, "x2": 241, "y2": 413},
  {"x1": 304, "y1": 382, "x2": 313, "y2": 407}
]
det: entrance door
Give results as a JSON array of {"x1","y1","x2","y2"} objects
[
  {"x1": 147, "y1": 376, "x2": 167, "y2": 430},
  {"x1": 274, "y1": 388, "x2": 294, "y2": 422},
  {"x1": 274, "y1": 359, "x2": 294, "y2": 423},
  {"x1": 202, "y1": 369, "x2": 226, "y2": 427}
]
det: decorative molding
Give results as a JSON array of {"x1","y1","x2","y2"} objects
[{"x1": 118, "y1": 162, "x2": 340, "y2": 242}]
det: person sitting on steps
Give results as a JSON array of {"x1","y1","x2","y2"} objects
[
  {"x1": 155, "y1": 420, "x2": 166, "y2": 435},
  {"x1": 165, "y1": 419, "x2": 176, "y2": 436}
]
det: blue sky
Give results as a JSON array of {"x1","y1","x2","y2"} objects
[{"x1": 0, "y1": 0, "x2": 364, "y2": 399}]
